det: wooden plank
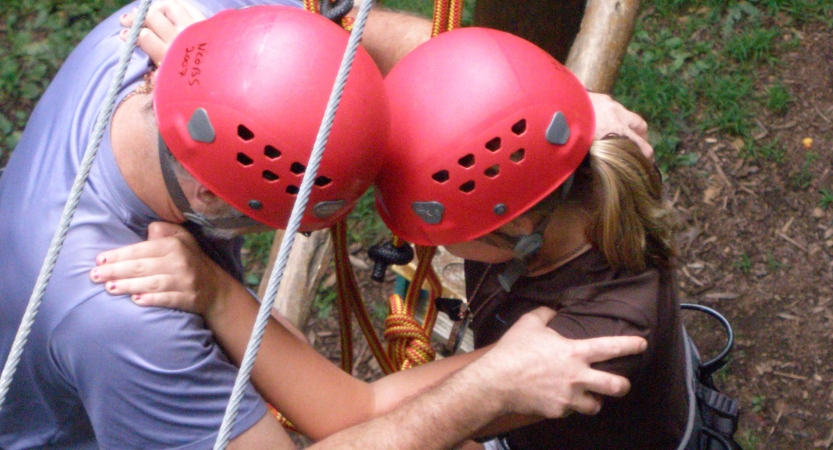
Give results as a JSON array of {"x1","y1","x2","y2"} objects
[{"x1": 257, "y1": 229, "x2": 333, "y2": 332}]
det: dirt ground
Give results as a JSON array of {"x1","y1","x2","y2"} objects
[{"x1": 288, "y1": 22, "x2": 833, "y2": 450}]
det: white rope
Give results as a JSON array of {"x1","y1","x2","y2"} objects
[
  {"x1": 213, "y1": 1, "x2": 376, "y2": 447},
  {"x1": 0, "y1": 0, "x2": 153, "y2": 412}
]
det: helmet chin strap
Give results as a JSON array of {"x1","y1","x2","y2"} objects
[
  {"x1": 157, "y1": 134, "x2": 262, "y2": 230},
  {"x1": 496, "y1": 173, "x2": 575, "y2": 292}
]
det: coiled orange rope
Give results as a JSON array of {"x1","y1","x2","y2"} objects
[{"x1": 384, "y1": 245, "x2": 442, "y2": 370}]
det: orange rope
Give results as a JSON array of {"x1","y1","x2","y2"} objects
[
  {"x1": 304, "y1": 0, "x2": 356, "y2": 30},
  {"x1": 431, "y1": 0, "x2": 464, "y2": 36},
  {"x1": 383, "y1": 245, "x2": 442, "y2": 370},
  {"x1": 332, "y1": 220, "x2": 396, "y2": 374}
]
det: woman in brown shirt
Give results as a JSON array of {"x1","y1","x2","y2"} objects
[{"x1": 373, "y1": 27, "x2": 689, "y2": 449}]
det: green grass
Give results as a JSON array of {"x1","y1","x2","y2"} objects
[
  {"x1": 0, "y1": 0, "x2": 131, "y2": 161},
  {"x1": 819, "y1": 188, "x2": 833, "y2": 210},
  {"x1": 613, "y1": 0, "x2": 833, "y2": 169}
]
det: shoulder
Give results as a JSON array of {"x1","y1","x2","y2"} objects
[{"x1": 49, "y1": 292, "x2": 215, "y2": 381}]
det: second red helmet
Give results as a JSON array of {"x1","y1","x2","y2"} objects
[{"x1": 375, "y1": 27, "x2": 595, "y2": 246}]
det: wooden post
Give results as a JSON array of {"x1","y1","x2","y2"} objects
[
  {"x1": 257, "y1": 229, "x2": 334, "y2": 332},
  {"x1": 565, "y1": 0, "x2": 641, "y2": 93}
]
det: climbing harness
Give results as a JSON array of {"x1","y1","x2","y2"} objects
[
  {"x1": 678, "y1": 304, "x2": 742, "y2": 450},
  {"x1": 0, "y1": 0, "x2": 153, "y2": 413}
]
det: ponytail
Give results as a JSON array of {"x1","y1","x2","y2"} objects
[{"x1": 581, "y1": 137, "x2": 676, "y2": 271}]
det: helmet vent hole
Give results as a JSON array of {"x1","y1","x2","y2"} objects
[
  {"x1": 510, "y1": 149, "x2": 525, "y2": 163},
  {"x1": 511, "y1": 119, "x2": 527, "y2": 135},
  {"x1": 484, "y1": 164, "x2": 500, "y2": 178},
  {"x1": 237, "y1": 125, "x2": 255, "y2": 141},
  {"x1": 286, "y1": 185, "x2": 299, "y2": 195},
  {"x1": 432, "y1": 170, "x2": 450, "y2": 183},
  {"x1": 237, "y1": 153, "x2": 254, "y2": 166},
  {"x1": 290, "y1": 162, "x2": 306, "y2": 174},
  {"x1": 485, "y1": 137, "x2": 501, "y2": 152},
  {"x1": 262, "y1": 170, "x2": 279, "y2": 182},
  {"x1": 459, "y1": 180, "x2": 475, "y2": 193},
  {"x1": 314, "y1": 176, "x2": 332, "y2": 187},
  {"x1": 458, "y1": 154, "x2": 475, "y2": 168},
  {"x1": 264, "y1": 145, "x2": 281, "y2": 159}
]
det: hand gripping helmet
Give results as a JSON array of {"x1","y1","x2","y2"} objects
[
  {"x1": 154, "y1": 6, "x2": 389, "y2": 231},
  {"x1": 375, "y1": 28, "x2": 595, "y2": 246}
]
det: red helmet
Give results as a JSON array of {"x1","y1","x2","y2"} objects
[
  {"x1": 375, "y1": 28, "x2": 595, "y2": 246},
  {"x1": 154, "y1": 6, "x2": 389, "y2": 231}
]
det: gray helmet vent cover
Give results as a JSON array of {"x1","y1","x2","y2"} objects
[
  {"x1": 188, "y1": 108, "x2": 216, "y2": 143},
  {"x1": 545, "y1": 111, "x2": 570, "y2": 145},
  {"x1": 412, "y1": 201, "x2": 445, "y2": 225}
]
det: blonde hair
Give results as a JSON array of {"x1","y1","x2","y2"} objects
[
  {"x1": 530, "y1": 136, "x2": 675, "y2": 272},
  {"x1": 578, "y1": 136, "x2": 676, "y2": 271}
]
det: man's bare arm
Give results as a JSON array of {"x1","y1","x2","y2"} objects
[{"x1": 309, "y1": 308, "x2": 646, "y2": 450}]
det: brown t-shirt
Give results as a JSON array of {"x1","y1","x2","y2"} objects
[{"x1": 466, "y1": 249, "x2": 687, "y2": 450}]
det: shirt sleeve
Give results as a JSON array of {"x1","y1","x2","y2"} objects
[
  {"x1": 49, "y1": 293, "x2": 267, "y2": 450},
  {"x1": 547, "y1": 270, "x2": 660, "y2": 379}
]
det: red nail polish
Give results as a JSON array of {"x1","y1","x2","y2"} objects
[
  {"x1": 91, "y1": 269, "x2": 99, "y2": 281},
  {"x1": 133, "y1": 294, "x2": 142, "y2": 301},
  {"x1": 106, "y1": 282, "x2": 116, "y2": 291}
]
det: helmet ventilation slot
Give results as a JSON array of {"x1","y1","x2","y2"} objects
[
  {"x1": 485, "y1": 137, "x2": 501, "y2": 152},
  {"x1": 484, "y1": 164, "x2": 500, "y2": 178},
  {"x1": 314, "y1": 176, "x2": 332, "y2": 187},
  {"x1": 432, "y1": 170, "x2": 450, "y2": 183},
  {"x1": 459, "y1": 180, "x2": 475, "y2": 193},
  {"x1": 290, "y1": 162, "x2": 306, "y2": 174},
  {"x1": 458, "y1": 154, "x2": 475, "y2": 168},
  {"x1": 264, "y1": 145, "x2": 281, "y2": 159},
  {"x1": 237, "y1": 125, "x2": 255, "y2": 141},
  {"x1": 237, "y1": 153, "x2": 254, "y2": 166},
  {"x1": 509, "y1": 149, "x2": 525, "y2": 163},
  {"x1": 511, "y1": 119, "x2": 527, "y2": 135},
  {"x1": 262, "y1": 170, "x2": 278, "y2": 182}
]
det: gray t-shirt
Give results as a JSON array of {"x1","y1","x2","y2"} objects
[{"x1": 0, "y1": 0, "x2": 299, "y2": 448}]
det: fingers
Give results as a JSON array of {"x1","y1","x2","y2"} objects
[
  {"x1": 624, "y1": 129, "x2": 654, "y2": 161},
  {"x1": 577, "y1": 335, "x2": 648, "y2": 364},
  {"x1": 147, "y1": 221, "x2": 188, "y2": 240},
  {"x1": 577, "y1": 367, "x2": 633, "y2": 399},
  {"x1": 588, "y1": 92, "x2": 655, "y2": 161},
  {"x1": 118, "y1": 0, "x2": 206, "y2": 65},
  {"x1": 119, "y1": 28, "x2": 167, "y2": 65},
  {"x1": 518, "y1": 306, "x2": 557, "y2": 325},
  {"x1": 568, "y1": 392, "x2": 603, "y2": 416}
]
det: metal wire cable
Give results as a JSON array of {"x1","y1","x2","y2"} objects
[
  {"x1": 212, "y1": 0, "x2": 376, "y2": 447},
  {"x1": 0, "y1": 0, "x2": 153, "y2": 413}
]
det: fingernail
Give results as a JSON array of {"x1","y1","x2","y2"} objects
[
  {"x1": 97, "y1": 255, "x2": 107, "y2": 265},
  {"x1": 91, "y1": 269, "x2": 99, "y2": 281},
  {"x1": 120, "y1": 28, "x2": 128, "y2": 36},
  {"x1": 133, "y1": 294, "x2": 142, "y2": 302},
  {"x1": 120, "y1": 13, "x2": 128, "y2": 20},
  {"x1": 106, "y1": 281, "x2": 116, "y2": 291}
]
